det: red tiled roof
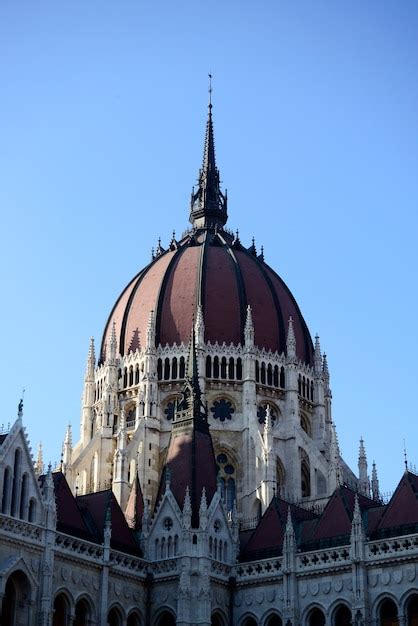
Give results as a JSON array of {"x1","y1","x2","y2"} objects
[
  {"x1": 100, "y1": 231, "x2": 314, "y2": 363},
  {"x1": 77, "y1": 490, "x2": 139, "y2": 554},
  {"x1": 46, "y1": 472, "x2": 90, "y2": 539},
  {"x1": 377, "y1": 472, "x2": 418, "y2": 531}
]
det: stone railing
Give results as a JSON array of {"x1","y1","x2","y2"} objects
[
  {"x1": 297, "y1": 545, "x2": 351, "y2": 572},
  {"x1": 0, "y1": 514, "x2": 43, "y2": 544},
  {"x1": 55, "y1": 533, "x2": 104, "y2": 561},
  {"x1": 211, "y1": 560, "x2": 232, "y2": 579},
  {"x1": 109, "y1": 549, "x2": 147, "y2": 576},
  {"x1": 367, "y1": 533, "x2": 418, "y2": 560},
  {"x1": 236, "y1": 556, "x2": 282, "y2": 580},
  {"x1": 151, "y1": 558, "x2": 178, "y2": 577}
]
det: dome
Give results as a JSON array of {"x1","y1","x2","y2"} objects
[
  {"x1": 100, "y1": 229, "x2": 313, "y2": 363},
  {"x1": 100, "y1": 102, "x2": 313, "y2": 364}
]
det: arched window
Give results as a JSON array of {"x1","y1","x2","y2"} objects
[
  {"x1": 236, "y1": 358, "x2": 242, "y2": 380},
  {"x1": 221, "y1": 357, "x2": 227, "y2": 379},
  {"x1": 172, "y1": 357, "x2": 178, "y2": 379},
  {"x1": 216, "y1": 453, "x2": 237, "y2": 512},
  {"x1": 380, "y1": 599, "x2": 399, "y2": 626},
  {"x1": 212, "y1": 612, "x2": 225, "y2": 626},
  {"x1": 157, "y1": 359, "x2": 162, "y2": 380},
  {"x1": 129, "y1": 366, "x2": 134, "y2": 386},
  {"x1": 301, "y1": 459, "x2": 311, "y2": 498},
  {"x1": 276, "y1": 458, "x2": 285, "y2": 497},
  {"x1": 260, "y1": 362, "x2": 266, "y2": 384},
  {"x1": 213, "y1": 356, "x2": 219, "y2": 378},
  {"x1": 108, "y1": 607, "x2": 123, "y2": 626},
  {"x1": 228, "y1": 357, "x2": 235, "y2": 379},
  {"x1": 167, "y1": 535, "x2": 172, "y2": 557},
  {"x1": 273, "y1": 365, "x2": 279, "y2": 387},
  {"x1": 164, "y1": 358, "x2": 170, "y2": 381},
  {"x1": 267, "y1": 363, "x2": 273, "y2": 386},
  {"x1": 179, "y1": 356, "x2": 185, "y2": 378},
  {"x1": 302, "y1": 376, "x2": 306, "y2": 397},
  {"x1": 226, "y1": 478, "x2": 236, "y2": 512},
  {"x1": 300, "y1": 413, "x2": 312, "y2": 437},
  {"x1": 127, "y1": 613, "x2": 141, "y2": 626},
  {"x1": 298, "y1": 374, "x2": 301, "y2": 394},
  {"x1": 242, "y1": 618, "x2": 257, "y2": 626},
  {"x1": 309, "y1": 608, "x2": 325, "y2": 626},
  {"x1": 266, "y1": 616, "x2": 282, "y2": 626},
  {"x1": 174, "y1": 535, "x2": 179, "y2": 556},
  {"x1": 135, "y1": 365, "x2": 140, "y2": 384},
  {"x1": 311, "y1": 380, "x2": 314, "y2": 401},
  {"x1": 11, "y1": 449, "x2": 21, "y2": 517},
  {"x1": 28, "y1": 498, "x2": 37, "y2": 523},
  {"x1": 209, "y1": 536, "x2": 213, "y2": 556},
  {"x1": 123, "y1": 368, "x2": 128, "y2": 388},
  {"x1": 407, "y1": 595, "x2": 418, "y2": 626},
  {"x1": 280, "y1": 366, "x2": 285, "y2": 388},
  {"x1": 161, "y1": 536, "x2": 166, "y2": 559},
  {"x1": 157, "y1": 611, "x2": 176, "y2": 626},
  {"x1": 316, "y1": 470, "x2": 327, "y2": 496},
  {"x1": 2, "y1": 467, "x2": 11, "y2": 514},
  {"x1": 74, "y1": 599, "x2": 91, "y2": 626},
  {"x1": 19, "y1": 473, "x2": 28, "y2": 520},
  {"x1": 206, "y1": 356, "x2": 212, "y2": 378},
  {"x1": 255, "y1": 360, "x2": 260, "y2": 382},
  {"x1": 2, "y1": 571, "x2": 32, "y2": 626},
  {"x1": 334, "y1": 605, "x2": 351, "y2": 626},
  {"x1": 53, "y1": 593, "x2": 70, "y2": 626}
]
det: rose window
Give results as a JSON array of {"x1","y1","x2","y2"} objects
[
  {"x1": 210, "y1": 399, "x2": 235, "y2": 422},
  {"x1": 257, "y1": 404, "x2": 278, "y2": 425}
]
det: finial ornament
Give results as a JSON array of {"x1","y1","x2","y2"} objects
[
  {"x1": 404, "y1": 439, "x2": 408, "y2": 471},
  {"x1": 18, "y1": 389, "x2": 25, "y2": 418},
  {"x1": 208, "y1": 72, "x2": 213, "y2": 106}
]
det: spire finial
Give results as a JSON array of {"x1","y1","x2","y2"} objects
[
  {"x1": 208, "y1": 72, "x2": 213, "y2": 107},
  {"x1": 404, "y1": 439, "x2": 408, "y2": 471},
  {"x1": 17, "y1": 389, "x2": 25, "y2": 419},
  {"x1": 189, "y1": 88, "x2": 228, "y2": 229}
]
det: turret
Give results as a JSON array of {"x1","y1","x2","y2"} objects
[
  {"x1": 314, "y1": 334, "x2": 322, "y2": 376},
  {"x1": 34, "y1": 442, "x2": 44, "y2": 476},
  {"x1": 81, "y1": 337, "x2": 96, "y2": 446},
  {"x1": 371, "y1": 461, "x2": 380, "y2": 501},
  {"x1": 62, "y1": 424, "x2": 72, "y2": 476},
  {"x1": 244, "y1": 305, "x2": 254, "y2": 348},
  {"x1": 358, "y1": 437, "x2": 369, "y2": 496}
]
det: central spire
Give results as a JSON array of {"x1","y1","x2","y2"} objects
[{"x1": 189, "y1": 77, "x2": 228, "y2": 229}]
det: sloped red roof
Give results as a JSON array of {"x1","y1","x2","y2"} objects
[
  {"x1": 125, "y1": 473, "x2": 144, "y2": 530},
  {"x1": 243, "y1": 498, "x2": 317, "y2": 558},
  {"x1": 77, "y1": 490, "x2": 139, "y2": 554},
  {"x1": 100, "y1": 230, "x2": 314, "y2": 363},
  {"x1": 49, "y1": 472, "x2": 91, "y2": 539},
  {"x1": 377, "y1": 472, "x2": 418, "y2": 531}
]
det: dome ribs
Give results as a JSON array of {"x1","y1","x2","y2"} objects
[
  {"x1": 235, "y1": 250, "x2": 280, "y2": 352},
  {"x1": 250, "y1": 253, "x2": 287, "y2": 356},
  {"x1": 155, "y1": 244, "x2": 190, "y2": 347},
  {"x1": 121, "y1": 250, "x2": 176, "y2": 355},
  {"x1": 264, "y1": 265, "x2": 314, "y2": 364},
  {"x1": 216, "y1": 234, "x2": 247, "y2": 345}
]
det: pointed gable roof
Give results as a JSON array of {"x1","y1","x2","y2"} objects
[
  {"x1": 376, "y1": 471, "x2": 418, "y2": 532},
  {"x1": 242, "y1": 497, "x2": 317, "y2": 559},
  {"x1": 156, "y1": 327, "x2": 217, "y2": 527},
  {"x1": 77, "y1": 490, "x2": 139, "y2": 554},
  {"x1": 308, "y1": 485, "x2": 377, "y2": 544},
  {"x1": 46, "y1": 471, "x2": 90, "y2": 539},
  {"x1": 125, "y1": 472, "x2": 144, "y2": 530}
]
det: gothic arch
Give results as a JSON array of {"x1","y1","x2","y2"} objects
[
  {"x1": 372, "y1": 594, "x2": 400, "y2": 624},
  {"x1": 1, "y1": 569, "x2": 33, "y2": 626},
  {"x1": 330, "y1": 601, "x2": 352, "y2": 626},
  {"x1": 108, "y1": 603, "x2": 126, "y2": 625},
  {"x1": 403, "y1": 592, "x2": 418, "y2": 626},
  {"x1": 261, "y1": 608, "x2": 283, "y2": 626},
  {"x1": 239, "y1": 613, "x2": 259, "y2": 626},
  {"x1": 154, "y1": 607, "x2": 176, "y2": 626},
  {"x1": 212, "y1": 608, "x2": 228, "y2": 626},
  {"x1": 52, "y1": 589, "x2": 73, "y2": 626},
  {"x1": 301, "y1": 603, "x2": 327, "y2": 626},
  {"x1": 127, "y1": 609, "x2": 143, "y2": 626},
  {"x1": 74, "y1": 593, "x2": 96, "y2": 626}
]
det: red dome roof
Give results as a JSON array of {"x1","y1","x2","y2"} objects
[{"x1": 101, "y1": 229, "x2": 314, "y2": 364}]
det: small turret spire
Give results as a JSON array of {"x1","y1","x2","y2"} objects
[
  {"x1": 189, "y1": 79, "x2": 228, "y2": 229},
  {"x1": 109, "y1": 321, "x2": 117, "y2": 362},
  {"x1": 358, "y1": 437, "x2": 369, "y2": 497},
  {"x1": 85, "y1": 337, "x2": 95, "y2": 381},
  {"x1": 35, "y1": 442, "x2": 44, "y2": 476},
  {"x1": 314, "y1": 334, "x2": 322, "y2": 375},
  {"x1": 244, "y1": 305, "x2": 254, "y2": 347},
  {"x1": 286, "y1": 316, "x2": 296, "y2": 360},
  {"x1": 371, "y1": 461, "x2": 380, "y2": 501}
]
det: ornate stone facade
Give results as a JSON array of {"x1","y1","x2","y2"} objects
[{"x1": 1, "y1": 101, "x2": 418, "y2": 626}]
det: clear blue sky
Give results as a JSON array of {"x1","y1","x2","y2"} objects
[{"x1": 1, "y1": 1, "x2": 417, "y2": 495}]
